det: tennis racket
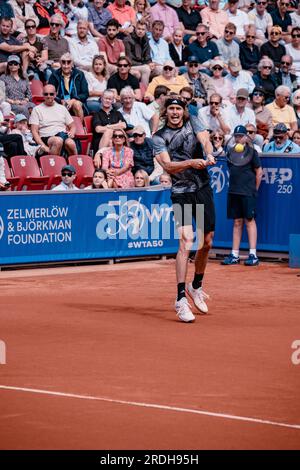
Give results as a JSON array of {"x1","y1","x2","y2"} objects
[{"x1": 215, "y1": 136, "x2": 254, "y2": 166}]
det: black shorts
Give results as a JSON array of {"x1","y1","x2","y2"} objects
[
  {"x1": 227, "y1": 194, "x2": 257, "y2": 220},
  {"x1": 171, "y1": 185, "x2": 215, "y2": 233}
]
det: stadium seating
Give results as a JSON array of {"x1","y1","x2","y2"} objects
[
  {"x1": 10, "y1": 155, "x2": 49, "y2": 191},
  {"x1": 73, "y1": 116, "x2": 92, "y2": 155},
  {"x1": 40, "y1": 155, "x2": 67, "y2": 189},
  {"x1": 30, "y1": 79, "x2": 44, "y2": 105},
  {"x1": 68, "y1": 154, "x2": 94, "y2": 187},
  {"x1": 3, "y1": 158, "x2": 20, "y2": 191}
]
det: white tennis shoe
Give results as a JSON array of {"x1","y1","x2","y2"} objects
[
  {"x1": 187, "y1": 283, "x2": 209, "y2": 314},
  {"x1": 175, "y1": 297, "x2": 195, "y2": 323}
]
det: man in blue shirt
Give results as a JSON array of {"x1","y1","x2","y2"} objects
[
  {"x1": 186, "y1": 23, "x2": 220, "y2": 70},
  {"x1": 148, "y1": 20, "x2": 171, "y2": 75},
  {"x1": 263, "y1": 123, "x2": 300, "y2": 153}
]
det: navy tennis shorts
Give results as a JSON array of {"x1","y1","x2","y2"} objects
[{"x1": 227, "y1": 194, "x2": 257, "y2": 220}]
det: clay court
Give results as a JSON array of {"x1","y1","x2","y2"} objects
[{"x1": 0, "y1": 259, "x2": 300, "y2": 450}]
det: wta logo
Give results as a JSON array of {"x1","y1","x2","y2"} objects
[
  {"x1": 209, "y1": 166, "x2": 228, "y2": 194},
  {"x1": 0, "y1": 216, "x2": 4, "y2": 240}
]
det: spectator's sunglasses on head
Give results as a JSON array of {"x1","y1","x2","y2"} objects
[
  {"x1": 196, "y1": 31, "x2": 206, "y2": 36},
  {"x1": 112, "y1": 133, "x2": 125, "y2": 139},
  {"x1": 163, "y1": 66, "x2": 173, "y2": 71},
  {"x1": 118, "y1": 63, "x2": 129, "y2": 68},
  {"x1": 61, "y1": 60, "x2": 72, "y2": 65},
  {"x1": 25, "y1": 23, "x2": 36, "y2": 30},
  {"x1": 62, "y1": 172, "x2": 74, "y2": 177},
  {"x1": 43, "y1": 92, "x2": 55, "y2": 96},
  {"x1": 133, "y1": 133, "x2": 144, "y2": 138},
  {"x1": 50, "y1": 22, "x2": 61, "y2": 27}
]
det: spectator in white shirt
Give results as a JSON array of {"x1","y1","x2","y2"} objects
[
  {"x1": 227, "y1": 0, "x2": 250, "y2": 41},
  {"x1": 248, "y1": 0, "x2": 273, "y2": 47},
  {"x1": 226, "y1": 88, "x2": 256, "y2": 134},
  {"x1": 224, "y1": 57, "x2": 255, "y2": 94},
  {"x1": 69, "y1": 20, "x2": 99, "y2": 72},
  {"x1": 198, "y1": 93, "x2": 231, "y2": 134},
  {"x1": 119, "y1": 86, "x2": 156, "y2": 137}
]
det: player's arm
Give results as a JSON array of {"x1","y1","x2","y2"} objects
[
  {"x1": 156, "y1": 151, "x2": 207, "y2": 175},
  {"x1": 196, "y1": 129, "x2": 215, "y2": 164},
  {"x1": 255, "y1": 166, "x2": 263, "y2": 191}
]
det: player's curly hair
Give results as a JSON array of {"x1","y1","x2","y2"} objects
[{"x1": 160, "y1": 95, "x2": 189, "y2": 123}]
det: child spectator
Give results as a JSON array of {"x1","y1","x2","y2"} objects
[{"x1": 10, "y1": 114, "x2": 40, "y2": 158}]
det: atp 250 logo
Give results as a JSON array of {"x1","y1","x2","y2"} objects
[{"x1": 0, "y1": 216, "x2": 4, "y2": 240}]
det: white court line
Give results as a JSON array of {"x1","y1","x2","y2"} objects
[{"x1": 0, "y1": 385, "x2": 300, "y2": 431}]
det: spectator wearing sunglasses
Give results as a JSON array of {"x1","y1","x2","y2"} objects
[
  {"x1": 274, "y1": 54, "x2": 298, "y2": 91},
  {"x1": 33, "y1": 1, "x2": 68, "y2": 36},
  {"x1": 210, "y1": 129, "x2": 225, "y2": 157},
  {"x1": 30, "y1": 84, "x2": 77, "y2": 157},
  {"x1": 43, "y1": 14, "x2": 70, "y2": 80},
  {"x1": 23, "y1": 19, "x2": 48, "y2": 81},
  {"x1": 48, "y1": 53, "x2": 89, "y2": 123},
  {"x1": 182, "y1": 56, "x2": 216, "y2": 107},
  {"x1": 107, "y1": 56, "x2": 141, "y2": 102},
  {"x1": 266, "y1": 85, "x2": 297, "y2": 133},
  {"x1": 263, "y1": 122, "x2": 300, "y2": 153},
  {"x1": 239, "y1": 24, "x2": 260, "y2": 73},
  {"x1": 215, "y1": 23, "x2": 240, "y2": 66},
  {"x1": 270, "y1": 0, "x2": 292, "y2": 43},
  {"x1": 130, "y1": 125, "x2": 154, "y2": 176},
  {"x1": 250, "y1": 86, "x2": 273, "y2": 142},
  {"x1": 285, "y1": 26, "x2": 300, "y2": 83},
  {"x1": 209, "y1": 59, "x2": 233, "y2": 104},
  {"x1": 198, "y1": 93, "x2": 231, "y2": 134},
  {"x1": 186, "y1": 24, "x2": 220, "y2": 70},
  {"x1": 53, "y1": 165, "x2": 79, "y2": 191},
  {"x1": 145, "y1": 60, "x2": 189, "y2": 101},
  {"x1": 252, "y1": 58, "x2": 277, "y2": 104},
  {"x1": 248, "y1": 0, "x2": 273, "y2": 47},
  {"x1": 260, "y1": 26, "x2": 286, "y2": 70}
]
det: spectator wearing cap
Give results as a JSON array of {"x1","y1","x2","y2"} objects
[
  {"x1": 198, "y1": 93, "x2": 231, "y2": 134},
  {"x1": 210, "y1": 59, "x2": 233, "y2": 103},
  {"x1": 186, "y1": 23, "x2": 220, "y2": 69},
  {"x1": 224, "y1": 57, "x2": 255, "y2": 94},
  {"x1": 0, "y1": 17, "x2": 38, "y2": 74},
  {"x1": 226, "y1": 88, "x2": 256, "y2": 134},
  {"x1": 176, "y1": 0, "x2": 202, "y2": 43},
  {"x1": 119, "y1": 86, "x2": 156, "y2": 137},
  {"x1": 252, "y1": 57, "x2": 278, "y2": 104},
  {"x1": 250, "y1": 86, "x2": 273, "y2": 143},
  {"x1": 227, "y1": 0, "x2": 250, "y2": 41},
  {"x1": 29, "y1": 84, "x2": 77, "y2": 157},
  {"x1": 0, "y1": 55, "x2": 34, "y2": 118},
  {"x1": 266, "y1": 85, "x2": 297, "y2": 133},
  {"x1": 130, "y1": 125, "x2": 155, "y2": 176},
  {"x1": 221, "y1": 124, "x2": 262, "y2": 267},
  {"x1": 10, "y1": 113, "x2": 40, "y2": 158},
  {"x1": 275, "y1": 55, "x2": 299, "y2": 92},
  {"x1": 145, "y1": 60, "x2": 189, "y2": 101},
  {"x1": 239, "y1": 24, "x2": 260, "y2": 74},
  {"x1": 215, "y1": 23, "x2": 240, "y2": 66},
  {"x1": 263, "y1": 122, "x2": 300, "y2": 153},
  {"x1": 53, "y1": 165, "x2": 79, "y2": 191},
  {"x1": 182, "y1": 56, "x2": 216, "y2": 106},
  {"x1": 48, "y1": 53, "x2": 89, "y2": 123},
  {"x1": 150, "y1": 0, "x2": 180, "y2": 42},
  {"x1": 248, "y1": 0, "x2": 273, "y2": 47},
  {"x1": 260, "y1": 25, "x2": 286, "y2": 70},
  {"x1": 200, "y1": 0, "x2": 229, "y2": 40},
  {"x1": 9, "y1": 0, "x2": 39, "y2": 36}
]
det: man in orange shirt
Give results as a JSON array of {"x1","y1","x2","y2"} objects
[{"x1": 108, "y1": 0, "x2": 136, "y2": 37}]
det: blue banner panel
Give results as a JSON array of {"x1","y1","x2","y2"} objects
[
  {"x1": 209, "y1": 155, "x2": 300, "y2": 252},
  {"x1": 0, "y1": 189, "x2": 178, "y2": 265}
]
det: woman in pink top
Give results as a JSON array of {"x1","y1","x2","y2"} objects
[{"x1": 102, "y1": 129, "x2": 135, "y2": 188}]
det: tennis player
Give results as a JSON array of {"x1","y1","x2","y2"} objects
[
  {"x1": 153, "y1": 97, "x2": 215, "y2": 323},
  {"x1": 221, "y1": 125, "x2": 263, "y2": 266}
]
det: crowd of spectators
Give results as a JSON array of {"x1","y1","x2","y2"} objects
[{"x1": 1, "y1": 0, "x2": 300, "y2": 191}]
